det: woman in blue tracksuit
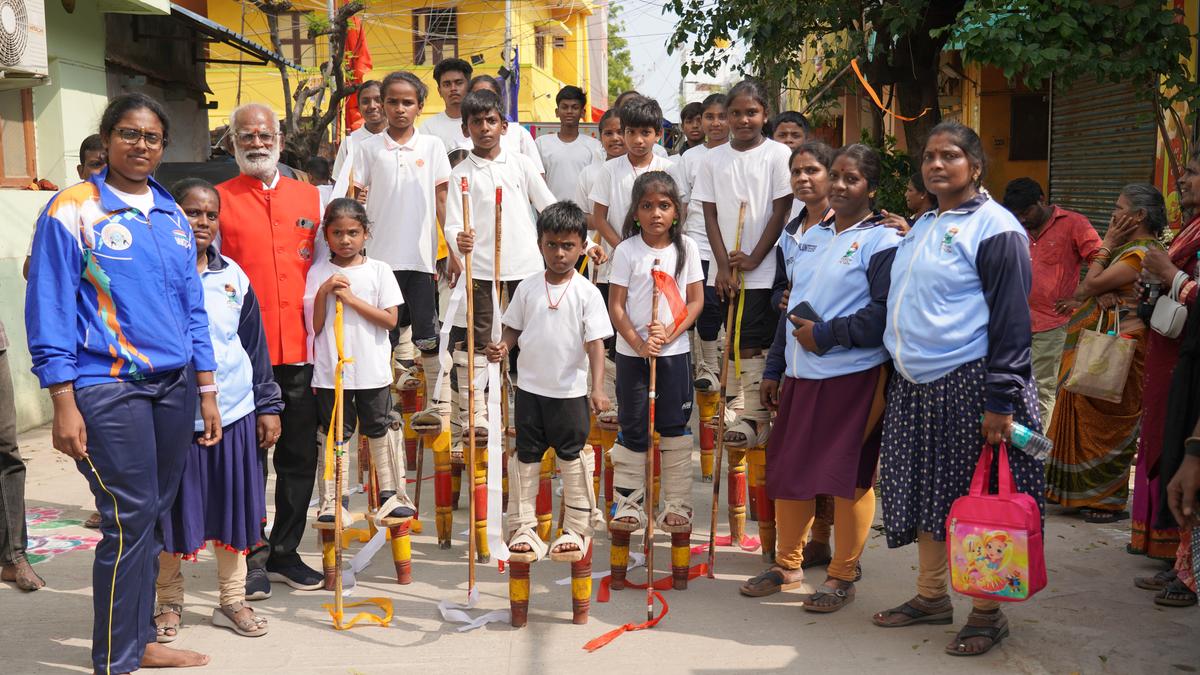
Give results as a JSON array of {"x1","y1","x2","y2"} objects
[
  {"x1": 25, "y1": 93, "x2": 219, "y2": 673},
  {"x1": 871, "y1": 121, "x2": 1042, "y2": 657},
  {"x1": 746, "y1": 144, "x2": 900, "y2": 612}
]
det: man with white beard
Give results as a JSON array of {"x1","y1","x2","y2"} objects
[{"x1": 216, "y1": 103, "x2": 325, "y2": 598}]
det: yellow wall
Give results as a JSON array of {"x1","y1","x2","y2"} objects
[
  {"x1": 205, "y1": 0, "x2": 594, "y2": 130},
  {"x1": 975, "y1": 66, "x2": 1049, "y2": 198}
]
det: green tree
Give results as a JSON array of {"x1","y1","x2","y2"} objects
[
  {"x1": 608, "y1": 2, "x2": 635, "y2": 101},
  {"x1": 667, "y1": 0, "x2": 1198, "y2": 155}
]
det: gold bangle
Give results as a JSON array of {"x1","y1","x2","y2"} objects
[{"x1": 50, "y1": 387, "x2": 74, "y2": 397}]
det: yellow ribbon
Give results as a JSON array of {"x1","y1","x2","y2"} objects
[
  {"x1": 322, "y1": 598, "x2": 395, "y2": 630},
  {"x1": 323, "y1": 301, "x2": 354, "y2": 481},
  {"x1": 732, "y1": 271, "x2": 746, "y2": 378}
]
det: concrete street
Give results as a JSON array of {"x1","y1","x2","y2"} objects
[{"x1": 2, "y1": 423, "x2": 1197, "y2": 674}]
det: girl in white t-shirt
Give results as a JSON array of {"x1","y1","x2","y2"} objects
[
  {"x1": 607, "y1": 171, "x2": 705, "y2": 549},
  {"x1": 304, "y1": 199, "x2": 412, "y2": 526}
]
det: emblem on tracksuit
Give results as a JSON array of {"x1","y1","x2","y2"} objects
[
  {"x1": 100, "y1": 223, "x2": 133, "y2": 251},
  {"x1": 838, "y1": 241, "x2": 860, "y2": 265},
  {"x1": 941, "y1": 227, "x2": 960, "y2": 254}
]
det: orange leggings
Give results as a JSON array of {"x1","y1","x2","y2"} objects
[{"x1": 774, "y1": 488, "x2": 875, "y2": 581}]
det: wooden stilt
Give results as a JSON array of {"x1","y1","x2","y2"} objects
[
  {"x1": 536, "y1": 449, "x2": 555, "y2": 542},
  {"x1": 319, "y1": 529, "x2": 337, "y2": 591},
  {"x1": 400, "y1": 385, "x2": 420, "y2": 468},
  {"x1": 473, "y1": 447, "x2": 489, "y2": 562},
  {"x1": 432, "y1": 431, "x2": 454, "y2": 549},
  {"x1": 571, "y1": 543, "x2": 593, "y2": 624},
  {"x1": 697, "y1": 390, "x2": 719, "y2": 482},
  {"x1": 748, "y1": 444, "x2": 775, "y2": 562},
  {"x1": 747, "y1": 445, "x2": 760, "y2": 522},
  {"x1": 508, "y1": 561, "x2": 530, "y2": 628},
  {"x1": 450, "y1": 459, "x2": 464, "y2": 509},
  {"x1": 609, "y1": 529, "x2": 631, "y2": 590},
  {"x1": 670, "y1": 531, "x2": 691, "y2": 590},
  {"x1": 652, "y1": 435, "x2": 662, "y2": 510},
  {"x1": 727, "y1": 447, "x2": 747, "y2": 543},
  {"x1": 385, "y1": 517, "x2": 413, "y2": 584}
]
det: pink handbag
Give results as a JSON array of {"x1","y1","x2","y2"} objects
[{"x1": 946, "y1": 443, "x2": 1046, "y2": 602}]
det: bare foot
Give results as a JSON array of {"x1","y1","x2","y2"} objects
[
  {"x1": 141, "y1": 643, "x2": 209, "y2": 668},
  {"x1": 614, "y1": 516, "x2": 639, "y2": 526},
  {"x1": 509, "y1": 541, "x2": 532, "y2": 553},
  {"x1": 663, "y1": 512, "x2": 690, "y2": 528},
  {"x1": 551, "y1": 538, "x2": 579, "y2": 554},
  {"x1": 1, "y1": 559, "x2": 46, "y2": 591}
]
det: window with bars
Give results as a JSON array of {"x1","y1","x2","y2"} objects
[
  {"x1": 413, "y1": 9, "x2": 458, "y2": 66},
  {"x1": 278, "y1": 11, "x2": 318, "y2": 68},
  {"x1": 0, "y1": 90, "x2": 36, "y2": 187},
  {"x1": 534, "y1": 33, "x2": 546, "y2": 69}
]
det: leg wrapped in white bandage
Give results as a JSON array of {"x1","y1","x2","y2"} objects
[
  {"x1": 369, "y1": 431, "x2": 415, "y2": 521},
  {"x1": 551, "y1": 449, "x2": 605, "y2": 561},
  {"x1": 726, "y1": 356, "x2": 770, "y2": 448},
  {"x1": 412, "y1": 353, "x2": 450, "y2": 428},
  {"x1": 506, "y1": 454, "x2": 547, "y2": 562},
  {"x1": 656, "y1": 434, "x2": 695, "y2": 532},
  {"x1": 609, "y1": 443, "x2": 648, "y2": 532},
  {"x1": 317, "y1": 431, "x2": 354, "y2": 527}
]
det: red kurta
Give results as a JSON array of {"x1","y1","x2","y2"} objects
[{"x1": 216, "y1": 174, "x2": 321, "y2": 366}]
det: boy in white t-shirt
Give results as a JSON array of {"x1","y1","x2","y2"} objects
[
  {"x1": 484, "y1": 202, "x2": 612, "y2": 563},
  {"x1": 768, "y1": 110, "x2": 812, "y2": 222},
  {"x1": 535, "y1": 85, "x2": 603, "y2": 201},
  {"x1": 420, "y1": 58, "x2": 473, "y2": 152},
  {"x1": 351, "y1": 71, "x2": 453, "y2": 430},
  {"x1": 467, "y1": 74, "x2": 546, "y2": 175},
  {"x1": 692, "y1": 80, "x2": 793, "y2": 448},
  {"x1": 443, "y1": 89, "x2": 558, "y2": 436},
  {"x1": 332, "y1": 80, "x2": 385, "y2": 181},
  {"x1": 680, "y1": 93, "x2": 730, "y2": 390}
]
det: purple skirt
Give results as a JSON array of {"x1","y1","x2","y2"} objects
[
  {"x1": 160, "y1": 413, "x2": 265, "y2": 556},
  {"x1": 766, "y1": 367, "x2": 883, "y2": 501}
]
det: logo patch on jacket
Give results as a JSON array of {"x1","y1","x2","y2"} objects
[
  {"x1": 837, "y1": 241, "x2": 860, "y2": 265},
  {"x1": 224, "y1": 283, "x2": 240, "y2": 308},
  {"x1": 172, "y1": 229, "x2": 192, "y2": 250},
  {"x1": 100, "y1": 223, "x2": 133, "y2": 251},
  {"x1": 941, "y1": 227, "x2": 960, "y2": 254}
]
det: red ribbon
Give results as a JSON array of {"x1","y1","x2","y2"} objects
[
  {"x1": 582, "y1": 591, "x2": 670, "y2": 652},
  {"x1": 692, "y1": 533, "x2": 760, "y2": 553},
  {"x1": 595, "y1": 562, "x2": 709, "y2": 604}
]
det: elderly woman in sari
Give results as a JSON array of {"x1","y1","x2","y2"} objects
[{"x1": 1045, "y1": 184, "x2": 1166, "y2": 524}]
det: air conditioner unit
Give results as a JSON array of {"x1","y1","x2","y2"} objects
[{"x1": 0, "y1": 0, "x2": 48, "y2": 91}]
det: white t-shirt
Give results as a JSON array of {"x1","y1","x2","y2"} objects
[
  {"x1": 691, "y1": 138, "x2": 792, "y2": 289},
  {"x1": 503, "y1": 270, "x2": 613, "y2": 398},
  {"x1": 304, "y1": 257, "x2": 404, "y2": 390},
  {"x1": 588, "y1": 154, "x2": 689, "y2": 284},
  {"x1": 608, "y1": 234, "x2": 703, "y2": 358},
  {"x1": 443, "y1": 121, "x2": 547, "y2": 174},
  {"x1": 108, "y1": 185, "x2": 155, "y2": 215},
  {"x1": 444, "y1": 150, "x2": 556, "y2": 281},
  {"x1": 535, "y1": 133, "x2": 603, "y2": 202},
  {"x1": 332, "y1": 125, "x2": 379, "y2": 181},
  {"x1": 420, "y1": 111, "x2": 467, "y2": 152},
  {"x1": 575, "y1": 161, "x2": 607, "y2": 215},
  {"x1": 678, "y1": 144, "x2": 719, "y2": 260},
  {"x1": 653, "y1": 144, "x2": 668, "y2": 158},
  {"x1": 352, "y1": 128, "x2": 451, "y2": 274}
]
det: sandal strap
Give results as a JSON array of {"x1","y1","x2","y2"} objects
[
  {"x1": 892, "y1": 597, "x2": 949, "y2": 619},
  {"x1": 955, "y1": 622, "x2": 1003, "y2": 641},
  {"x1": 749, "y1": 568, "x2": 785, "y2": 585},
  {"x1": 155, "y1": 603, "x2": 183, "y2": 618}
]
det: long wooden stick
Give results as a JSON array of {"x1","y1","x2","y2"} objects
[
  {"x1": 645, "y1": 258, "x2": 662, "y2": 621},
  {"x1": 333, "y1": 299, "x2": 346, "y2": 618},
  {"x1": 462, "y1": 177, "x2": 477, "y2": 597},
  {"x1": 495, "y1": 187, "x2": 511, "y2": 459},
  {"x1": 707, "y1": 202, "x2": 746, "y2": 578}
]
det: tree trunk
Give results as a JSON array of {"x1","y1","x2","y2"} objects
[
  {"x1": 263, "y1": 12, "x2": 294, "y2": 133},
  {"x1": 895, "y1": 69, "x2": 941, "y2": 156}
]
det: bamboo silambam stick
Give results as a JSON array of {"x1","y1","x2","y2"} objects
[
  {"x1": 707, "y1": 201, "x2": 746, "y2": 577},
  {"x1": 461, "y1": 177, "x2": 477, "y2": 596},
  {"x1": 645, "y1": 258, "x2": 662, "y2": 621}
]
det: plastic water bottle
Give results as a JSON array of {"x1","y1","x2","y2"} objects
[{"x1": 1010, "y1": 422, "x2": 1052, "y2": 461}]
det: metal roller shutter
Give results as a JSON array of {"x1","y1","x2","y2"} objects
[{"x1": 1048, "y1": 77, "x2": 1157, "y2": 235}]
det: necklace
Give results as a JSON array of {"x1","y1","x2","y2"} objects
[{"x1": 545, "y1": 273, "x2": 574, "y2": 310}]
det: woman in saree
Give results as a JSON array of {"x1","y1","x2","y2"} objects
[{"x1": 1045, "y1": 184, "x2": 1166, "y2": 524}]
